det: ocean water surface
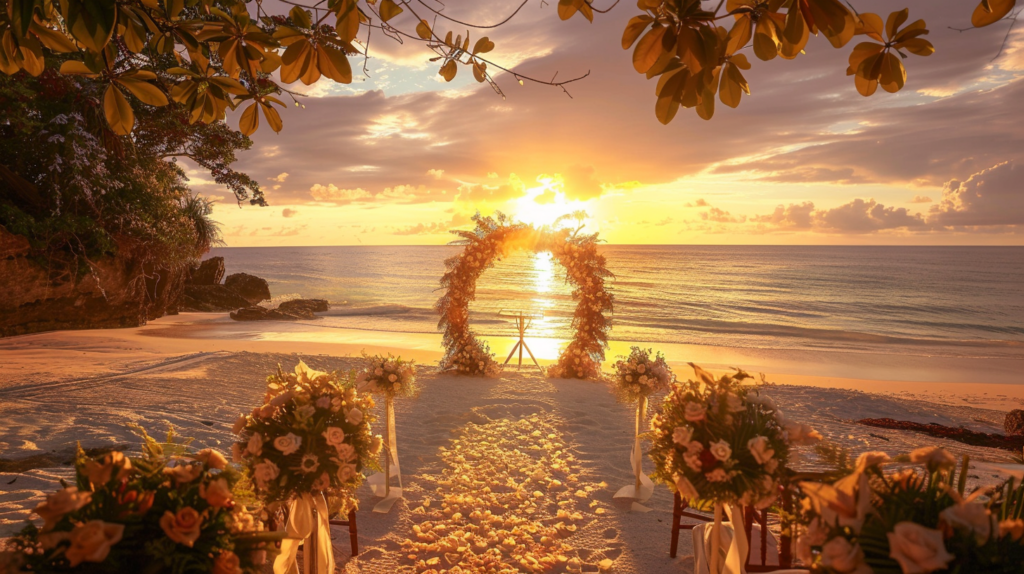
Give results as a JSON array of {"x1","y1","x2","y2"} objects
[{"x1": 210, "y1": 245, "x2": 1024, "y2": 360}]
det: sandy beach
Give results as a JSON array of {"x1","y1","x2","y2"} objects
[{"x1": 2, "y1": 314, "x2": 1022, "y2": 572}]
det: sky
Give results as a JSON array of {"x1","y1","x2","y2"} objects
[{"x1": 189, "y1": 0, "x2": 1024, "y2": 246}]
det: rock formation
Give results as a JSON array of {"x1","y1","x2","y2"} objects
[
  {"x1": 224, "y1": 272, "x2": 271, "y2": 304},
  {"x1": 1005, "y1": 410, "x2": 1024, "y2": 436},
  {"x1": 190, "y1": 256, "x2": 225, "y2": 285}
]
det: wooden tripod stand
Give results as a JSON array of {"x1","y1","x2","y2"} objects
[{"x1": 500, "y1": 310, "x2": 543, "y2": 371}]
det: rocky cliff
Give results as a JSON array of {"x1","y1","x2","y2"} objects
[{"x1": 0, "y1": 226, "x2": 187, "y2": 337}]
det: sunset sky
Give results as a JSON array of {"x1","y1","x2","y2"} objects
[{"x1": 192, "y1": 0, "x2": 1024, "y2": 246}]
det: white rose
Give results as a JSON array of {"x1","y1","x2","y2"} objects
[
  {"x1": 747, "y1": 436, "x2": 775, "y2": 465},
  {"x1": 323, "y1": 427, "x2": 346, "y2": 446},
  {"x1": 684, "y1": 402, "x2": 706, "y2": 422},
  {"x1": 346, "y1": 408, "x2": 364, "y2": 425},
  {"x1": 369, "y1": 435, "x2": 383, "y2": 456},
  {"x1": 887, "y1": 522, "x2": 954, "y2": 574},
  {"x1": 820, "y1": 537, "x2": 871, "y2": 574},
  {"x1": 709, "y1": 440, "x2": 732, "y2": 462},
  {"x1": 672, "y1": 426, "x2": 693, "y2": 446},
  {"x1": 940, "y1": 502, "x2": 994, "y2": 544},
  {"x1": 273, "y1": 433, "x2": 302, "y2": 456}
]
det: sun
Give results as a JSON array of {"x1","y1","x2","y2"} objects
[{"x1": 512, "y1": 176, "x2": 588, "y2": 227}]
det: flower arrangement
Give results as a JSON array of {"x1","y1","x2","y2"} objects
[
  {"x1": 0, "y1": 429, "x2": 276, "y2": 574},
  {"x1": 648, "y1": 364, "x2": 817, "y2": 508},
  {"x1": 798, "y1": 447, "x2": 1024, "y2": 574},
  {"x1": 232, "y1": 361, "x2": 382, "y2": 512},
  {"x1": 612, "y1": 346, "x2": 673, "y2": 403},
  {"x1": 436, "y1": 212, "x2": 613, "y2": 380},
  {"x1": 356, "y1": 353, "x2": 418, "y2": 398}
]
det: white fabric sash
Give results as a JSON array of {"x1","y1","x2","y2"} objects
[
  {"x1": 367, "y1": 395, "x2": 403, "y2": 513},
  {"x1": 708, "y1": 502, "x2": 749, "y2": 574},
  {"x1": 273, "y1": 492, "x2": 335, "y2": 574},
  {"x1": 613, "y1": 395, "x2": 654, "y2": 512}
]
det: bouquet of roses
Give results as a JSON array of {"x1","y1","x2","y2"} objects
[
  {"x1": 798, "y1": 447, "x2": 1024, "y2": 574},
  {"x1": 612, "y1": 346, "x2": 673, "y2": 403},
  {"x1": 232, "y1": 361, "x2": 382, "y2": 509},
  {"x1": 649, "y1": 364, "x2": 817, "y2": 508},
  {"x1": 546, "y1": 341, "x2": 602, "y2": 380},
  {"x1": 356, "y1": 353, "x2": 417, "y2": 398},
  {"x1": 440, "y1": 334, "x2": 502, "y2": 377},
  {"x1": 0, "y1": 428, "x2": 275, "y2": 574}
]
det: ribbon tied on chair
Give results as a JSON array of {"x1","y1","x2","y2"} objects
[
  {"x1": 613, "y1": 395, "x2": 655, "y2": 512},
  {"x1": 273, "y1": 492, "x2": 335, "y2": 574}
]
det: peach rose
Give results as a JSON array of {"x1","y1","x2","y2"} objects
[
  {"x1": 212, "y1": 550, "x2": 243, "y2": 574},
  {"x1": 254, "y1": 459, "x2": 280, "y2": 487},
  {"x1": 820, "y1": 537, "x2": 871, "y2": 574},
  {"x1": 323, "y1": 427, "x2": 346, "y2": 446},
  {"x1": 855, "y1": 451, "x2": 890, "y2": 472},
  {"x1": 747, "y1": 436, "x2": 775, "y2": 465},
  {"x1": 705, "y1": 468, "x2": 729, "y2": 482},
  {"x1": 231, "y1": 415, "x2": 247, "y2": 435},
  {"x1": 196, "y1": 449, "x2": 228, "y2": 470},
  {"x1": 33, "y1": 487, "x2": 92, "y2": 531},
  {"x1": 159, "y1": 507, "x2": 204, "y2": 547},
  {"x1": 273, "y1": 433, "x2": 302, "y2": 456},
  {"x1": 684, "y1": 402, "x2": 706, "y2": 422},
  {"x1": 337, "y1": 464, "x2": 357, "y2": 483},
  {"x1": 887, "y1": 522, "x2": 954, "y2": 574},
  {"x1": 201, "y1": 478, "x2": 233, "y2": 509},
  {"x1": 940, "y1": 502, "x2": 993, "y2": 544},
  {"x1": 83, "y1": 451, "x2": 132, "y2": 488},
  {"x1": 164, "y1": 463, "x2": 202, "y2": 485},
  {"x1": 709, "y1": 439, "x2": 732, "y2": 462},
  {"x1": 910, "y1": 447, "x2": 956, "y2": 471},
  {"x1": 65, "y1": 520, "x2": 124, "y2": 566},
  {"x1": 346, "y1": 407, "x2": 364, "y2": 425},
  {"x1": 369, "y1": 435, "x2": 383, "y2": 456},
  {"x1": 247, "y1": 432, "x2": 263, "y2": 456},
  {"x1": 672, "y1": 426, "x2": 693, "y2": 446},
  {"x1": 784, "y1": 420, "x2": 823, "y2": 446}
]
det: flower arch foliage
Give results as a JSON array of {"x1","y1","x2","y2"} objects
[{"x1": 435, "y1": 212, "x2": 614, "y2": 379}]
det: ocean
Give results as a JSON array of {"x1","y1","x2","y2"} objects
[{"x1": 210, "y1": 245, "x2": 1024, "y2": 360}]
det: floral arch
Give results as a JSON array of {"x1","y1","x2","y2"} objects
[{"x1": 435, "y1": 212, "x2": 613, "y2": 379}]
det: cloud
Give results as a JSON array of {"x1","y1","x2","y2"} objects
[
  {"x1": 751, "y1": 199, "x2": 926, "y2": 234},
  {"x1": 310, "y1": 184, "x2": 371, "y2": 203},
  {"x1": 457, "y1": 174, "x2": 528, "y2": 202},
  {"x1": 910, "y1": 195, "x2": 933, "y2": 204},
  {"x1": 282, "y1": 208, "x2": 298, "y2": 218},
  {"x1": 929, "y1": 161, "x2": 1024, "y2": 226},
  {"x1": 427, "y1": 169, "x2": 445, "y2": 179},
  {"x1": 685, "y1": 199, "x2": 710, "y2": 208},
  {"x1": 269, "y1": 173, "x2": 289, "y2": 182},
  {"x1": 702, "y1": 208, "x2": 746, "y2": 224}
]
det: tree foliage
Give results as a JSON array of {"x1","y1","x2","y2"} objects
[{"x1": 0, "y1": 0, "x2": 1009, "y2": 138}]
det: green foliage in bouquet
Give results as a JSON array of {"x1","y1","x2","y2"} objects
[
  {"x1": 232, "y1": 361, "x2": 382, "y2": 512},
  {"x1": 799, "y1": 447, "x2": 1024, "y2": 574},
  {"x1": 0, "y1": 427, "x2": 277, "y2": 574},
  {"x1": 356, "y1": 352, "x2": 418, "y2": 399},
  {"x1": 649, "y1": 364, "x2": 817, "y2": 508},
  {"x1": 612, "y1": 346, "x2": 673, "y2": 404}
]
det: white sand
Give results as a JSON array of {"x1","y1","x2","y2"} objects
[{"x1": 1, "y1": 315, "x2": 1022, "y2": 572}]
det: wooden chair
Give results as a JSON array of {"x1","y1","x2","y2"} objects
[
  {"x1": 672, "y1": 492, "x2": 793, "y2": 571},
  {"x1": 268, "y1": 508, "x2": 359, "y2": 557},
  {"x1": 670, "y1": 473, "x2": 831, "y2": 572}
]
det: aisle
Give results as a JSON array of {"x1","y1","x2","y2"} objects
[{"x1": 337, "y1": 369, "x2": 692, "y2": 573}]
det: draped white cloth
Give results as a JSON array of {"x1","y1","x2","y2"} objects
[
  {"x1": 273, "y1": 492, "x2": 335, "y2": 574},
  {"x1": 613, "y1": 396, "x2": 655, "y2": 512},
  {"x1": 367, "y1": 395, "x2": 403, "y2": 513}
]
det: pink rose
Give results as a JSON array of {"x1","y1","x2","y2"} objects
[
  {"x1": 323, "y1": 427, "x2": 346, "y2": 446},
  {"x1": 820, "y1": 537, "x2": 871, "y2": 574},
  {"x1": 254, "y1": 459, "x2": 280, "y2": 487},
  {"x1": 65, "y1": 520, "x2": 124, "y2": 566},
  {"x1": 196, "y1": 449, "x2": 228, "y2": 470},
  {"x1": 273, "y1": 433, "x2": 302, "y2": 456},
  {"x1": 337, "y1": 464, "x2": 357, "y2": 483},
  {"x1": 33, "y1": 487, "x2": 92, "y2": 531},
  {"x1": 335, "y1": 443, "x2": 357, "y2": 461},
  {"x1": 247, "y1": 432, "x2": 263, "y2": 457},
  {"x1": 684, "y1": 402, "x2": 706, "y2": 422}
]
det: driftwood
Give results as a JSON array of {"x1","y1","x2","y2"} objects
[{"x1": 857, "y1": 418, "x2": 1024, "y2": 453}]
